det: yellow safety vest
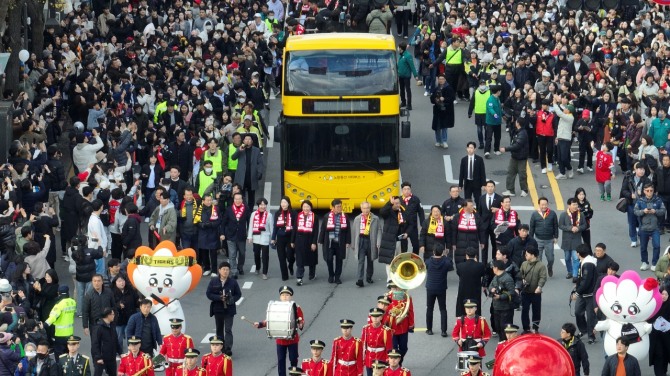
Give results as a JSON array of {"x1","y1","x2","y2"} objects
[
  {"x1": 444, "y1": 47, "x2": 462, "y2": 66},
  {"x1": 227, "y1": 143, "x2": 238, "y2": 172},
  {"x1": 46, "y1": 297, "x2": 77, "y2": 337},
  {"x1": 235, "y1": 125, "x2": 264, "y2": 148},
  {"x1": 474, "y1": 89, "x2": 491, "y2": 115},
  {"x1": 203, "y1": 149, "x2": 223, "y2": 176},
  {"x1": 198, "y1": 170, "x2": 217, "y2": 198}
]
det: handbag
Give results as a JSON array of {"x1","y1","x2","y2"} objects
[{"x1": 615, "y1": 198, "x2": 628, "y2": 213}]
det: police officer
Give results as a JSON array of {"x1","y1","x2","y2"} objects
[
  {"x1": 301, "y1": 340, "x2": 331, "y2": 376},
  {"x1": 160, "y1": 319, "x2": 194, "y2": 376},
  {"x1": 176, "y1": 349, "x2": 206, "y2": 376},
  {"x1": 461, "y1": 354, "x2": 489, "y2": 376},
  {"x1": 59, "y1": 336, "x2": 90, "y2": 376},
  {"x1": 45, "y1": 285, "x2": 77, "y2": 359},
  {"x1": 383, "y1": 349, "x2": 410, "y2": 376},
  {"x1": 118, "y1": 336, "x2": 155, "y2": 376},
  {"x1": 201, "y1": 336, "x2": 232, "y2": 376}
]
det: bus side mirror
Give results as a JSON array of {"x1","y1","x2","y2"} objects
[
  {"x1": 274, "y1": 125, "x2": 282, "y2": 142},
  {"x1": 401, "y1": 121, "x2": 411, "y2": 138}
]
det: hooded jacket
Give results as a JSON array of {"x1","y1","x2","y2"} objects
[{"x1": 575, "y1": 255, "x2": 598, "y2": 296}]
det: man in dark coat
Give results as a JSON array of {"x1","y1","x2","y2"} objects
[
  {"x1": 399, "y1": 182, "x2": 424, "y2": 255},
  {"x1": 165, "y1": 130, "x2": 193, "y2": 181},
  {"x1": 82, "y1": 275, "x2": 115, "y2": 337},
  {"x1": 28, "y1": 340, "x2": 59, "y2": 376},
  {"x1": 206, "y1": 262, "x2": 242, "y2": 356},
  {"x1": 317, "y1": 199, "x2": 351, "y2": 285},
  {"x1": 91, "y1": 308, "x2": 119, "y2": 376},
  {"x1": 455, "y1": 248, "x2": 486, "y2": 317},
  {"x1": 231, "y1": 134, "x2": 264, "y2": 213},
  {"x1": 125, "y1": 299, "x2": 162, "y2": 356},
  {"x1": 61, "y1": 177, "x2": 84, "y2": 261},
  {"x1": 458, "y1": 142, "x2": 486, "y2": 202},
  {"x1": 378, "y1": 197, "x2": 407, "y2": 268},
  {"x1": 430, "y1": 74, "x2": 456, "y2": 149},
  {"x1": 220, "y1": 192, "x2": 251, "y2": 278},
  {"x1": 478, "y1": 181, "x2": 503, "y2": 265}
]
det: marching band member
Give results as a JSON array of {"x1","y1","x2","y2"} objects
[
  {"x1": 331, "y1": 320, "x2": 363, "y2": 376},
  {"x1": 384, "y1": 282, "x2": 414, "y2": 364},
  {"x1": 460, "y1": 354, "x2": 489, "y2": 376},
  {"x1": 301, "y1": 340, "x2": 331, "y2": 376},
  {"x1": 452, "y1": 299, "x2": 492, "y2": 358},
  {"x1": 254, "y1": 286, "x2": 305, "y2": 376},
  {"x1": 382, "y1": 349, "x2": 410, "y2": 376},
  {"x1": 361, "y1": 308, "x2": 393, "y2": 376},
  {"x1": 160, "y1": 319, "x2": 194, "y2": 376},
  {"x1": 371, "y1": 360, "x2": 387, "y2": 376},
  {"x1": 201, "y1": 336, "x2": 232, "y2": 376},
  {"x1": 494, "y1": 324, "x2": 519, "y2": 359},
  {"x1": 118, "y1": 336, "x2": 155, "y2": 376},
  {"x1": 176, "y1": 349, "x2": 206, "y2": 376}
]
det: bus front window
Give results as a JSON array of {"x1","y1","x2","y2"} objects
[
  {"x1": 284, "y1": 117, "x2": 399, "y2": 172},
  {"x1": 285, "y1": 50, "x2": 398, "y2": 96}
]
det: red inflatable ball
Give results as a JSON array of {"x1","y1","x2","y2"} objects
[{"x1": 493, "y1": 334, "x2": 575, "y2": 376}]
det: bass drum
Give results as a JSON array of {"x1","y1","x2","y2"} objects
[
  {"x1": 265, "y1": 301, "x2": 297, "y2": 339},
  {"x1": 566, "y1": 0, "x2": 582, "y2": 9},
  {"x1": 494, "y1": 334, "x2": 575, "y2": 376}
]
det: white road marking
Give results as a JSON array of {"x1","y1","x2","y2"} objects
[
  {"x1": 264, "y1": 182, "x2": 272, "y2": 206},
  {"x1": 242, "y1": 281, "x2": 253, "y2": 289},
  {"x1": 201, "y1": 333, "x2": 217, "y2": 344},
  {"x1": 267, "y1": 126, "x2": 274, "y2": 148},
  {"x1": 560, "y1": 258, "x2": 566, "y2": 266},
  {"x1": 236, "y1": 297, "x2": 244, "y2": 306},
  {"x1": 250, "y1": 265, "x2": 256, "y2": 273},
  {"x1": 443, "y1": 155, "x2": 459, "y2": 184}
]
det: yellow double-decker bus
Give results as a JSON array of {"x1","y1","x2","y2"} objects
[{"x1": 276, "y1": 33, "x2": 409, "y2": 213}]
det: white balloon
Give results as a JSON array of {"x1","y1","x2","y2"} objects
[{"x1": 18, "y1": 50, "x2": 29, "y2": 63}]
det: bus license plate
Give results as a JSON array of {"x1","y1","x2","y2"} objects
[{"x1": 341, "y1": 202, "x2": 353, "y2": 213}]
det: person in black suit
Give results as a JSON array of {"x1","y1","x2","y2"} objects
[
  {"x1": 477, "y1": 180, "x2": 503, "y2": 265},
  {"x1": 317, "y1": 199, "x2": 352, "y2": 285},
  {"x1": 459, "y1": 141, "x2": 487, "y2": 202},
  {"x1": 159, "y1": 101, "x2": 184, "y2": 129},
  {"x1": 455, "y1": 248, "x2": 486, "y2": 317},
  {"x1": 140, "y1": 152, "x2": 163, "y2": 199},
  {"x1": 400, "y1": 182, "x2": 424, "y2": 255}
]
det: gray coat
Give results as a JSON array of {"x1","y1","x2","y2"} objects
[
  {"x1": 232, "y1": 146, "x2": 265, "y2": 191},
  {"x1": 366, "y1": 9, "x2": 392, "y2": 34},
  {"x1": 351, "y1": 213, "x2": 382, "y2": 260},
  {"x1": 148, "y1": 203, "x2": 178, "y2": 243},
  {"x1": 558, "y1": 211, "x2": 587, "y2": 251}
]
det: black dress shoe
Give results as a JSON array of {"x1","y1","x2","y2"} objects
[
  {"x1": 238, "y1": 269, "x2": 245, "y2": 276},
  {"x1": 335, "y1": 278, "x2": 342, "y2": 285},
  {"x1": 441, "y1": 331, "x2": 448, "y2": 337},
  {"x1": 308, "y1": 274, "x2": 315, "y2": 280},
  {"x1": 328, "y1": 276, "x2": 334, "y2": 283},
  {"x1": 356, "y1": 280, "x2": 364, "y2": 287},
  {"x1": 297, "y1": 279, "x2": 303, "y2": 286},
  {"x1": 565, "y1": 273, "x2": 573, "y2": 279},
  {"x1": 407, "y1": 105, "x2": 412, "y2": 110},
  {"x1": 288, "y1": 265, "x2": 294, "y2": 276},
  {"x1": 426, "y1": 330, "x2": 434, "y2": 335},
  {"x1": 366, "y1": 278, "x2": 374, "y2": 284}
]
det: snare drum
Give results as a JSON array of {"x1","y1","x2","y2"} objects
[
  {"x1": 456, "y1": 351, "x2": 479, "y2": 371},
  {"x1": 265, "y1": 301, "x2": 297, "y2": 339}
]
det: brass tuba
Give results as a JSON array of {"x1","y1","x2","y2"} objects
[{"x1": 387, "y1": 253, "x2": 427, "y2": 324}]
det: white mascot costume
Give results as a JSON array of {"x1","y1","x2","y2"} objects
[
  {"x1": 127, "y1": 241, "x2": 202, "y2": 335},
  {"x1": 594, "y1": 270, "x2": 662, "y2": 361}
]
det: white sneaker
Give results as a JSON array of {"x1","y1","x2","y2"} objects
[
  {"x1": 502, "y1": 190, "x2": 516, "y2": 197},
  {"x1": 453, "y1": 100, "x2": 459, "y2": 104},
  {"x1": 631, "y1": 241, "x2": 638, "y2": 247},
  {"x1": 211, "y1": 273, "x2": 218, "y2": 278},
  {"x1": 586, "y1": 166, "x2": 593, "y2": 172},
  {"x1": 652, "y1": 264, "x2": 657, "y2": 270},
  {"x1": 203, "y1": 270, "x2": 211, "y2": 276},
  {"x1": 424, "y1": 91, "x2": 429, "y2": 96},
  {"x1": 484, "y1": 152, "x2": 491, "y2": 159},
  {"x1": 547, "y1": 165, "x2": 553, "y2": 172},
  {"x1": 555, "y1": 173, "x2": 567, "y2": 180},
  {"x1": 567, "y1": 170, "x2": 574, "y2": 179},
  {"x1": 520, "y1": 191, "x2": 528, "y2": 197},
  {"x1": 640, "y1": 262, "x2": 649, "y2": 271},
  {"x1": 494, "y1": 151, "x2": 502, "y2": 156},
  {"x1": 577, "y1": 168, "x2": 584, "y2": 174},
  {"x1": 541, "y1": 168, "x2": 547, "y2": 174},
  {"x1": 442, "y1": 142, "x2": 449, "y2": 149},
  {"x1": 435, "y1": 142, "x2": 441, "y2": 147}
]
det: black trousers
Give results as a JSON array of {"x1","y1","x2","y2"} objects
[
  {"x1": 399, "y1": 77, "x2": 412, "y2": 107},
  {"x1": 521, "y1": 292, "x2": 542, "y2": 331},
  {"x1": 214, "y1": 313, "x2": 235, "y2": 350},
  {"x1": 527, "y1": 126, "x2": 538, "y2": 160},
  {"x1": 276, "y1": 235, "x2": 294, "y2": 281},
  {"x1": 493, "y1": 308, "x2": 514, "y2": 341},
  {"x1": 276, "y1": 343, "x2": 299, "y2": 376},
  {"x1": 253, "y1": 243, "x2": 269, "y2": 274},
  {"x1": 94, "y1": 359, "x2": 117, "y2": 376},
  {"x1": 479, "y1": 229, "x2": 496, "y2": 266},
  {"x1": 325, "y1": 242, "x2": 343, "y2": 278},
  {"x1": 463, "y1": 180, "x2": 478, "y2": 203},
  {"x1": 394, "y1": 9, "x2": 410, "y2": 37},
  {"x1": 575, "y1": 295, "x2": 596, "y2": 340},
  {"x1": 536, "y1": 135, "x2": 554, "y2": 169},
  {"x1": 485, "y1": 124, "x2": 501, "y2": 153},
  {"x1": 578, "y1": 132, "x2": 594, "y2": 169},
  {"x1": 400, "y1": 227, "x2": 419, "y2": 254},
  {"x1": 426, "y1": 290, "x2": 447, "y2": 332},
  {"x1": 198, "y1": 248, "x2": 218, "y2": 273}
]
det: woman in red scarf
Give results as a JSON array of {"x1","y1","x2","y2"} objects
[
  {"x1": 271, "y1": 196, "x2": 296, "y2": 281},
  {"x1": 291, "y1": 200, "x2": 319, "y2": 286},
  {"x1": 247, "y1": 198, "x2": 274, "y2": 280},
  {"x1": 198, "y1": 194, "x2": 222, "y2": 275}
]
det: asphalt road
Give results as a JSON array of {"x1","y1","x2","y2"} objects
[{"x1": 51, "y1": 66, "x2": 662, "y2": 376}]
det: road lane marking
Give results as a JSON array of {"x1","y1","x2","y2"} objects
[
  {"x1": 264, "y1": 182, "x2": 272, "y2": 206},
  {"x1": 242, "y1": 282, "x2": 253, "y2": 289},
  {"x1": 236, "y1": 297, "x2": 244, "y2": 306},
  {"x1": 443, "y1": 155, "x2": 459, "y2": 184},
  {"x1": 201, "y1": 333, "x2": 217, "y2": 344},
  {"x1": 250, "y1": 265, "x2": 256, "y2": 273},
  {"x1": 546, "y1": 170, "x2": 565, "y2": 211},
  {"x1": 526, "y1": 161, "x2": 539, "y2": 210},
  {"x1": 267, "y1": 126, "x2": 274, "y2": 148}
]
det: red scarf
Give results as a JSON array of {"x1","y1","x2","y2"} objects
[
  {"x1": 360, "y1": 214, "x2": 370, "y2": 235},
  {"x1": 403, "y1": 195, "x2": 412, "y2": 205},
  {"x1": 326, "y1": 211, "x2": 347, "y2": 230},
  {"x1": 540, "y1": 208, "x2": 550, "y2": 219},
  {"x1": 277, "y1": 210, "x2": 293, "y2": 231},
  {"x1": 252, "y1": 210, "x2": 268, "y2": 234},
  {"x1": 297, "y1": 211, "x2": 314, "y2": 232},
  {"x1": 232, "y1": 204, "x2": 245, "y2": 220},
  {"x1": 494, "y1": 208, "x2": 518, "y2": 228},
  {"x1": 457, "y1": 213, "x2": 477, "y2": 232}
]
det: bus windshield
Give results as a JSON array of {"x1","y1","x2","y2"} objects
[
  {"x1": 285, "y1": 50, "x2": 398, "y2": 96},
  {"x1": 284, "y1": 116, "x2": 399, "y2": 171}
]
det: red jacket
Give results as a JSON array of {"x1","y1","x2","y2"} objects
[
  {"x1": 535, "y1": 109, "x2": 555, "y2": 137},
  {"x1": 383, "y1": 295, "x2": 414, "y2": 335}
]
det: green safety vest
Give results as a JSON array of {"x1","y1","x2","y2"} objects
[
  {"x1": 444, "y1": 47, "x2": 462, "y2": 66},
  {"x1": 474, "y1": 90, "x2": 491, "y2": 115},
  {"x1": 227, "y1": 143, "x2": 238, "y2": 172},
  {"x1": 203, "y1": 149, "x2": 224, "y2": 176},
  {"x1": 198, "y1": 170, "x2": 217, "y2": 198},
  {"x1": 46, "y1": 297, "x2": 76, "y2": 337}
]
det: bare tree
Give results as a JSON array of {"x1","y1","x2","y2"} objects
[
  {"x1": 27, "y1": 0, "x2": 46, "y2": 55},
  {"x1": 5, "y1": 0, "x2": 27, "y2": 98}
]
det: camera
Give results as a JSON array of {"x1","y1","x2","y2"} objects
[{"x1": 222, "y1": 289, "x2": 233, "y2": 309}]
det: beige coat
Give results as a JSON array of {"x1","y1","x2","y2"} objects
[{"x1": 351, "y1": 213, "x2": 382, "y2": 260}]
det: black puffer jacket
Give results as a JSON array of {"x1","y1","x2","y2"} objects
[
  {"x1": 45, "y1": 157, "x2": 67, "y2": 191},
  {"x1": 450, "y1": 211, "x2": 481, "y2": 264},
  {"x1": 0, "y1": 224, "x2": 16, "y2": 255},
  {"x1": 379, "y1": 201, "x2": 406, "y2": 265},
  {"x1": 72, "y1": 247, "x2": 104, "y2": 283}
]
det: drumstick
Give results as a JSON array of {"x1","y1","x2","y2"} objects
[{"x1": 240, "y1": 316, "x2": 256, "y2": 326}]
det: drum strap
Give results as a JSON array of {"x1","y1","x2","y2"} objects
[
  {"x1": 223, "y1": 358, "x2": 227, "y2": 375},
  {"x1": 383, "y1": 329, "x2": 387, "y2": 347}
]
